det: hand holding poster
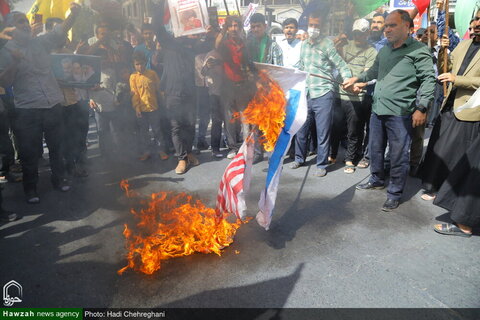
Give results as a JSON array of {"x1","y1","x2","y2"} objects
[{"x1": 168, "y1": 0, "x2": 209, "y2": 37}]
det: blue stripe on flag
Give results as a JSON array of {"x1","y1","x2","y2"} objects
[{"x1": 265, "y1": 89, "x2": 301, "y2": 189}]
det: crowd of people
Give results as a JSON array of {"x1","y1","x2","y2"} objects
[{"x1": 0, "y1": 0, "x2": 478, "y2": 238}]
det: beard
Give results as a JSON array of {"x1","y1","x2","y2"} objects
[{"x1": 369, "y1": 30, "x2": 383, "y2": 42}]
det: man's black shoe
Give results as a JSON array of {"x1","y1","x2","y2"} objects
[
  {"x1": 356, "y1": 182, "x2": 384, "y2": 190},
  {"x1": 382, "y1": 199, "x2": 399, "y2": 212}
]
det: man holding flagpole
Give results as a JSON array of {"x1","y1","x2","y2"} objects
[{"x1": 419, "y1": 8, "x2": 480, "y2": 237}]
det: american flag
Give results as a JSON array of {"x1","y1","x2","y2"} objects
[{"x1": 216, "y1": 134, "x2": 254, "y2": 220}]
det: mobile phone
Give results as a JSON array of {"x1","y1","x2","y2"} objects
[{"x1": 33, "y1": 14, "x2": 43, "y2": 24}]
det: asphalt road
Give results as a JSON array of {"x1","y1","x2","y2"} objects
[{"x1": 1, "y1": 127, "x2": 479, "y2": 318}]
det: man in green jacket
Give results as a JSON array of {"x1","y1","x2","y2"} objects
[{"x1": 343, "y1": 10, "x2": 435, "y2": 212}]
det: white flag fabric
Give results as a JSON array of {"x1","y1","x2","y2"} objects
[
  {"x1": 254, "y1": 63, "x2": 308, "y2": 230},
  {"x1": 455, "y1": 87, "x2": 480, "y2": 113},
  {"x1": 216, "y1": 133, "x2": 254, "y2": 220}
]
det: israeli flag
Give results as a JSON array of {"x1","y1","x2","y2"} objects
[{"x1": 254, "y1": 63, "x2": 308, "y2": 230}]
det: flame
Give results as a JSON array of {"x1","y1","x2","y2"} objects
[
  {"x1": 237, "y1": 70, "x2": 287, "y2": 152},
  {"x1": 118, "y1": 180, "x2": 243, "y2": 275}
]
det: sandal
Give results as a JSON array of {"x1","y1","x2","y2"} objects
[
  {"x1": 434, "y1": 223, "x2": 472, "y2": 237},
  {"x1": 343, "y1": 163, "x2": 356, "y2": 174},
  {"x1": 421, "y1": 192, "x2": 436, "y2": 201},
  {"x1": 328, "y1": 157, "x2": 336, "y2": 165},
  {"x1": 357, "y1": 158, "x2": 369, "y2": 169}
]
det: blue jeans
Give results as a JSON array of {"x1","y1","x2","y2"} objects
[
  {"x1": 295, "y1": 91, "x2": 334, "y2": 169},
  {"x1": 369, "y1": 113, "x2": 413, "y2": 201}
]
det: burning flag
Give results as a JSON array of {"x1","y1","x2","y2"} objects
[
  {"x1": 216, "y1": 133, "x2": 254, "y2": 220},
  {"x1": 118, "y1": 180, "x2": 242, "y2": 275},
  {"x1": 253, "y1": 64, "x2": 308, "y2": 230},
  {"x1": 217, "y1": 63, "x2": 307, "y2": 230}
]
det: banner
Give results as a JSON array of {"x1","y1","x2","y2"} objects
[
  {"x1": 455, "y1": 0, "x2": 479, "y2": 39},
  {"x1": 243, "y1": 3, "x2": 259, "y2": 29},
  {"x1": 254, "y1": 63, "x2": 308, "y2": 230},
  {"x1": 50, "y1": 54, "x2": 101, "y2": 88},
  {"x1": 168, "y1": 0, "x2": 209, "y2": 37},
  {"x1": 351, "y1": 0, "x2": 389, "y2": 17}
]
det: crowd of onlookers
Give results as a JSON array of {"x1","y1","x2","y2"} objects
[{"x1": 0, "y1": 0, "x2": 478, "y2": 238}]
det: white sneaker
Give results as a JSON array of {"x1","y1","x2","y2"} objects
[{"x1": 227, "y1": 150, "x2": 237, "y2": 159}]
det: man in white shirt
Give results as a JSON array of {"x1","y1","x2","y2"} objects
[{"x1": 277, "y1": 18, "x2": 302, "y2": 68}]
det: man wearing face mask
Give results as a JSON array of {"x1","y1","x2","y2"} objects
[
  {"x1": 0, "y1": 3, "x2": 81, "y2": 204},
  {"x1": 290, "y1": 8, "x2": 352, "y2": 177},
  {"x1": 343, "y1": 10, "x2": 435, "y2": 212}
]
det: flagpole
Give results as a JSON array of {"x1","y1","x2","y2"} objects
[
  {"x1": 309, "y1": 73, "x2": 344, "y2": 85},
  {"x1": 443, "y1": 0, "x2": 449, "y2": 97},
  {"x1": 223, "y1": 0, "x2": 230, "y2": 15},
  {"x1": 427, "y1": 1, "x2": 432, "y2": 48}
]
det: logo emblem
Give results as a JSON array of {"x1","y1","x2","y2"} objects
[{"x1": 3, "y1": 280, "x2": 22, "y2": 306}]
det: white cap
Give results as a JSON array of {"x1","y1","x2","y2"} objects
[{"x1": 352, "y1": 19, "x2": 370, "y2": 33}]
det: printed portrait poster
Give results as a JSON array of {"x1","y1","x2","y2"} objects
[
  {"x1": 168, "y1": 0, "x2": 209, "y2": 37},
  {"x1": 51, "y1": 54, "x2": 101, "y2": 88}
]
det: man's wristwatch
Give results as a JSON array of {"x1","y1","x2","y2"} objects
[{"x1": 415, "y1": 106, "x2": 427, "y2": 113}]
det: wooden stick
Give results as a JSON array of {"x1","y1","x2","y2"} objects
[
  {"x1": 309, "y1": 73, "x2": 344, "y2": 85},
  {"x1": 443, "y1": 0, "x2": 450, "y2": 97},
  {"x1": 427, "y1": 2, "x2": 431, "y2": 48}
]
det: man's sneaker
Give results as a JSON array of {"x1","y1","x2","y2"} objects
[
  {"x1": 53, "y1": 179, "x2": 71, "y2": 192},
  {"x1": 175, "y1": 160, "x2": 188, "y2": 175},
  {"x1": 290, "y1": 162, "x2": 302, "y2": 169},
  {"x1": 313, "y1": 168, "x2": 327, "y2": 177},
  {"x1": 227, "y1": 150, "x2": 237, "y2": 159},
  {"x1": 25, "y1": 190, "x2": 40, "y2": 204},
  {"x1": 212, "y1": 150, "x2": 224, "y2": 158},
  {"x1": 0, "y1": 210, "x2": 20, "y2": 222},
  {"x1": 187, "y1": 153, "x2": 200, "y2": 166}
]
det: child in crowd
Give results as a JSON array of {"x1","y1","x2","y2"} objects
[{"x1": 130, "y1": 51, "x2": 168, "y2": 161}]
